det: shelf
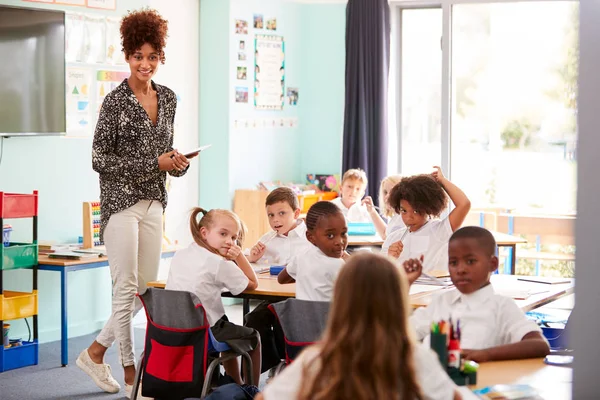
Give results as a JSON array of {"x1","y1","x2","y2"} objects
[
  {"x1": 1, "y1": 243, "x2": 38, "y2": 270},
  {"x1": 0, "y1": 291, "x2": 38, "y2": 321},
  {"x1": 0, "y1": 192, "x2": 38, "y2": 219},
  {"x1": 0, "y1": 340, "x2": 38, "y2": 372}
]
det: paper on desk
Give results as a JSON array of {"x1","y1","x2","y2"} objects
[{"x1": 409, "y1": 284, "x2": 449, "y2": 295}]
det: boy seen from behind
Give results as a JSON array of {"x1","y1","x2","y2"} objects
[{"x1": 407, "y1": 226, "x2": 550, "y2": 362}]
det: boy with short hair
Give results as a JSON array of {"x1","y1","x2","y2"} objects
[
  {"x1": 244, "y1": 187, "x2": 311, "y2": 374},
  {"x1": 246, "y1": 187, "x2": 311, "y2": 265},
  {"x1": 330, "y1": 168, "x2": 372, "y2": 223},
  {"x1": 406, "y1": 226, "x2": 550, "y2": 362}
]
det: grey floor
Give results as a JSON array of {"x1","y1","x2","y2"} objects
[{"x1": 0, "y1": 302, "x2": 267, "y2": 400}]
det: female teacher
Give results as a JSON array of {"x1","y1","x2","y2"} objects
[{"x1": 76, "y1": 9, "x2": 194, "y2": 398}]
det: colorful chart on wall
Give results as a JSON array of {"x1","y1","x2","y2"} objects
[
  {"x1": 66, "y1": 67, "x2": 93, "y2": 136},
  {"x1": 96, "y1": 70, "x2": 129, "y2": 113},
  {"x1": 254, "y1": 34, "x2": 285, "y2": 110}
]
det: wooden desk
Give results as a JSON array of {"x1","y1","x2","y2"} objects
[
  {"x1": 38, "y1": 248, "x2": 177, "y2": 367},
  {"x1": 410, "y1": 275, "x2": 574, "y2": 311},
  {"x1": 149, "y1": 276, "x2": 445, "y2": 315},
  {"x1": 470, "y1": 358, "x2": 571, "y2": 400},
  {"x1": 346, "y1": 230, "x2": 525, "y2": 273},
  {"x1": 491, "y1": 231, "x2": 528, "y2": 275},
  {"x1": 347, "y1": 235, "x2": 384, "y2": 247}
]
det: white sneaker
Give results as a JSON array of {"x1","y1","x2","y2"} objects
[
  {"x1": 76, "y1": 349, "x2": 121, "y2": 394},
  {"x1": 125, "y1": 382, "x2": 153, "y2": 400}
]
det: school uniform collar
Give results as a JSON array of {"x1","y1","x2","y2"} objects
[
  {"x1": 277, "y1": 219, "x2": 306, "y2": 238},
  {"x1": 450, "y1": 283, "x2": 495, "y2": 307}
]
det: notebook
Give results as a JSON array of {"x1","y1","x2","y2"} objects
[
  {"x1": 48, "y1": 251, "x2": 100, "y2": 260},
  {"x1": 517, "y1": 276, "x2": 571, "y2": 285},
  {"x1": 473, "y1": 384, "x2": 543, "y2": 399}
]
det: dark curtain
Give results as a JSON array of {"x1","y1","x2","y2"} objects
[{"x1": 342, "y1": 0, "x2": 391, "y2": 197}]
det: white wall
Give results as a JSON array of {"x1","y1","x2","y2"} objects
[{"x1": 150, "y1": 0, "x2": 200, "y2": 248}]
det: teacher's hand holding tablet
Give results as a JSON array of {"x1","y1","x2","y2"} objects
[{"x1": 158, "y1": 150, "x2": 190, "y2": 171}]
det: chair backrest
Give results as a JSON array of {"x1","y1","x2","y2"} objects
[
  {"x1": 269, "y1": 298, "x2": 330, "y2": 362},
  {"x1": 138, "y1": 288, "x2": 211, "y2": 399},
  {"x1": 140, "y1": 288, "x2": 208, "y2": 329}
]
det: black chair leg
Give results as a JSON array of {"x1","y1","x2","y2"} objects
[{"x1": 131, "y1": 351, "x2": 144, "y2": 399}]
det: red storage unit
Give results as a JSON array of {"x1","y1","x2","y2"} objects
[{"x1": 0, "y1": 191, "x2": 39, "y2": 372}]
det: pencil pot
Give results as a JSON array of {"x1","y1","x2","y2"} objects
[
  {"x1": 270, "y1": 266, "x2": 284, "y2": 275},
  {"x1": 430, "y1": 333, "x2": 448, "y2": 368},
  {"x1": 2, "y1": 225, "x2": 11, "y2": 247}
]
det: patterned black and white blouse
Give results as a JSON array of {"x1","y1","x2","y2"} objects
[{"x1": 92, "y1": 79, "x2": 187, "y2": 240}]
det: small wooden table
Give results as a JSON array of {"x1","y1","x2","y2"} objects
[
  {"x1": 491, "y1": 231, "x2": 528, "y2": 275},
  {"x1": 38, "y1": 248, "x2": 177, "y2": 366},
  {"x1": 347, "y1": 234, "x2": 384, "y2": 247},
  {"x1": 347, "y1": 230, "x2": 526, "y2": 274},
  {"x1": 469, "y1": 358, "x2": 571, "y2": 400}
]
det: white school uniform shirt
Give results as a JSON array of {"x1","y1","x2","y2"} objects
[
  {"x1": 165, "y1": 243, "x2": 249, "y2": 326},
  {"x1": 410, "y1": 284, "x2": 543, "y2": 349},
  {"x1": 286, "y1": 246, "x2": 344, "y2": 301},
  {"x1": 254, "y1": 220, "x2": 311, "y2": 265},
  {"x1": 382, "y1": 217, "x2": 453, "y2": 272},
  {"x1": 262, "y1": 344, "x2": 457, "y2": 400},
  {"x1": 330, "y1": 197, "x2": 372, "y2": 223},
  {"x1": 385, "y1": 214, "x2": 405, "y2": 237}
]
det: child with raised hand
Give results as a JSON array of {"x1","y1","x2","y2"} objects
[
  {"x1": 362, "y1": 174, "x2": 405, "y2": 239},
  {"x1": 165, "y1": 207, "x2": 261, "y2": 386},
  {"x1": 330, "y1": 168, "x2": 372, "y2": 223},
  {"x1": 246, "y1": 187, "x2": 311, "y2": 265},
  {"x1": 382, "y1": 166, "x2": 471, "y2": 272},
  {"x1": 408, "y1": 226, "x2": 550, "y2": 363},
  {"x1": 258, "y1": 252, "x2": 461, "y2": 400},
  {"x1": 277, "y1": 201, "x2": 348, "y2": 301}
]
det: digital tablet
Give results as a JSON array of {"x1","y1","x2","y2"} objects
[{"x1": 182, "y1": 144, "x2": 212, "y2": 158}]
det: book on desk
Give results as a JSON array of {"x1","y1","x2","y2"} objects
[{"x1": 47, "y1": 250, "x2": 103, "y2": 260}]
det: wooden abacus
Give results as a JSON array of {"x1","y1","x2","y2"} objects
[{"x1": 82, "y1": 201, "x2": 103, "y2": 249}]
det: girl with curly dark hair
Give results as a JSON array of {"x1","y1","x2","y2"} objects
[
  {"x1": 77, "y1": 9, "x2": 196, "y2": 398},
  {"x1": 382, "y1": 167, "x2": 471, "y2": 272}
]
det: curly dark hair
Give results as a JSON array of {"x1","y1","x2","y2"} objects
[
  {"x1": 120, "y1": 8, "x2": 168, "y2": 64},
  {"x1": 387, "y1": 175, "x2": 448, "y2": 217}
]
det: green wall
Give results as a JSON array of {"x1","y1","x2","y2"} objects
[{"x1": 0, "y1": 0, "x2": 148, "y2": 343}]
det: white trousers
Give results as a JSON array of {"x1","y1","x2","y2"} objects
[{"x1": 96, "y1": 200, "x2": 163, "y2": 367}]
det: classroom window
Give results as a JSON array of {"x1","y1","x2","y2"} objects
[
  {"x1": 397, "y1": 8, "x2": 442, "y2": 176},
  {"x1": 450, "y1": 1, "x2": 578, "y2": 214},
  {"x1": 450, "y1": 1, "x2": 578, "y2": 276}
]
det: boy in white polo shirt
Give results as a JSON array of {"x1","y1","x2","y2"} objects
[
  {"x1": 408, "y1": 226, "x2": 550, "y2": 362},
  {"x1": 244, "y1": 187, "x2": 312, "y2": 374},
  {"x1": 246, "y1": 187, "x2": 311, "y2": 265},
  {"x1": 330, "y1": 168, "x2": 373, "y2": 223}
]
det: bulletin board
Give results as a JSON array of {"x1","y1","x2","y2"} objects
[{"x1": 254, "y1": 34, "x2": 285, "y2": 110}]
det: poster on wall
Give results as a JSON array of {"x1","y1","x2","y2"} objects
[
  {"x1": 105, "y1": 17, "x2": 124, "y2": 65},
  {"x1": 96, "y1": 70, "x2": 129, "y2": 113},
  {"x1": 56, "y1": 0, "x2": 85, "y2": 5},
  {"x1": 254, "y1": 34, "x2": 284, "y2": 110},
  {"x1": 83, "y1": 15, "x2": 106, "y2": 63},
  {"x1": 86, "y1": 0, "x2": 116, "y2": 10},
  {"x1": 65, "y1": 67, "x2": 93, "y2": 136},
  {"x1": 65, "y1": 14, "x2": 85, "y2": 62}
]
